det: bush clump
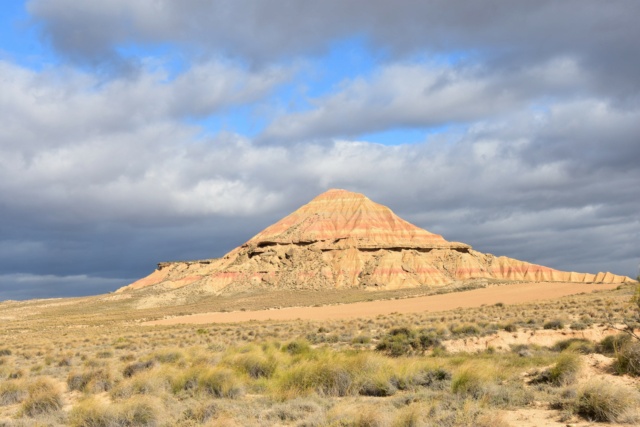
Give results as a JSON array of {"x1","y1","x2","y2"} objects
[
  {"x1": 20, "y1": 378, "x2": 63, "y2": 417},
  {"x1": 0, "y1": 380, "x2": 27, "y2": 406},
  {"x1": 69, "y1": 396, "x2": 161, "y2": 427},
  {"x1": 614, "y1": 341, "x2": 640, "y2": 376},
  {"x1": 574, "y1": 379, "x2": 640, "y2": 423},
  {"x1": 67, "y1": 368, "x2": 113, "y2": 393},
  {"x1": 543, "y1": 319, "x2": 565, "y2": 330},
  {"x1": 552, "y1": 338, "x2": 595, "y2": 354},
  {"x1": 198, "y1": 368, "x2": 244, "y2": 398},
  {"x1": 375, "y1": 327, "x2": 442, "y2": 357},
  {"x1": 597, "y1": 333, "x2": 631, "y2": 355},
  {"x1": 123, "y1": 360, "x2": 155, "y2": 378},
  {"x1": 531, "y1": 352, "x2": 581, "y2": 386}
]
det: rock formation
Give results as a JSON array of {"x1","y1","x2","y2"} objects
[{"x1": 118, "y1": 189, "x2": 632, "y2": 295}]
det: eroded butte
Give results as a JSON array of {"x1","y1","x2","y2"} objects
[{"x1": 118, "y1": 189, "x2": 632, "y2": 300}]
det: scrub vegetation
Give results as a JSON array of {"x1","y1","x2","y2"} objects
[{"x1": 0, "y1": 283, "x2": 638, "y2": 426}]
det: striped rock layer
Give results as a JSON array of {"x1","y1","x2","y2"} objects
[{"x1": 118, "y1": 189, "x2": 632, "y2": 295}]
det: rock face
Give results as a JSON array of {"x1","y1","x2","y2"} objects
[{"x1": 118, "y1": 189, "x2": 633, "y2": 295}]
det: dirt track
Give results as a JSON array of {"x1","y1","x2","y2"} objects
[{"x1": 146, "y1": 282, "x2": 621, "y2": 325}]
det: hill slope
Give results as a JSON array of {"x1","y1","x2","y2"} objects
[{"x1": 118, "y1": 189, "x2": 632, "y2": 296}]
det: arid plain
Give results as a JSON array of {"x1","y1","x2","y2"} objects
[{"x1": 1, "y1": 190, "x2": 639, "y2": 426}]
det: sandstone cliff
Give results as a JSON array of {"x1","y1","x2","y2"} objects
[{"x1": 118, "y1": 189, "x2": 633, "y2": 295}]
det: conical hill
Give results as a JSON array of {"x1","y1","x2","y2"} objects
[{"x1": 117, "y1": 189, "x2": 633, "y2": 295}]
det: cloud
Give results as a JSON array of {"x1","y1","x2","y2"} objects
[
  {"x1": 260, "y1": 58, "x2": 589, "y2": 142},
  {"x1": 27, "y1": 1, "x2": 640, "y2": 98},
  {"x1": 0, "y1": 273, "x2": 126, "y2": 300}
]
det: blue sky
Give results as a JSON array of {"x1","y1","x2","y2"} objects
[{"x1": 1, "y1": 1, "x2": 639, "y2": 299}]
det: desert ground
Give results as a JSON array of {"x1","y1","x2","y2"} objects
[
  {"x1": 148, "y1": 281, "x2": 621, "y2": 325},
  {"x1": 1, "y1": 281, "x2": 639, "y2": 426}
]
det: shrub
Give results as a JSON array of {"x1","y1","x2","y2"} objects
[
  {"x1": 20, "y1": 378, "x2": 63, "y2": 417},
  {"x1": 0, "y1": 380, "x2": 27, "y2": 405},
  {"x1": 230, "y1": 352, "x2": 277, "y2": 379},
  {"x1": 198, "y1": 368, "x2": 244, "y2": 398},
  {"x1": 597, "y1": 333, "x2": 631, "y2": 355},
  {"x1": 575, "y1": 379, "x2": 640, "y2": 423},
  {"x1": 614, "y1": 341, "x2": 640, "y2": 376},
  {"x1": 153, "y1": 349, "x2": 184, "y2": 364},
  {"x1": 406, "y1": 367, "x2": 452, "y2": 390},
  {"x1": 544, "y1": 319, "x2": 565, "y2": 330},
  {"x1": 0, "y1": 348, "x2": 11, "y2": 356},
  {"x1": 69, "y1": 396, "x2": 161, "y2": 427},
  {"x1": 182, "y1": 402, "x2": 218, "y2": 424},
  {"x1": 170, "y1": 367, "x2": 200, "y2": 394},
  {"x1": 67, "y1": 368, "x2": 113, "y2": 393},
  {"x1": 552, "y1": 338, "x2": 595, "y2": 354},
  {"x1": 375, "y1": 327, "x2": 442, "y2": 357},
  {"x1": 503, "y1": 323, "x2": 518, "y2": 333},
  {"x1": 352, "y1": 335, "x2": 372, "y2": 344},
  {"x1": 531, "y1": 352, "x2": 581, "y2": 386},
  {"x1": 451, "y1": 365, "x2": 494, "y2": 398},
  {"x1": 123, "y1": 360, "x2": 155, "y2": 377},
  {"x1": 283, "y1": 339, "x2": 311, "y2": 355},
  {"x1": 569, "y1": 322, "x2": 587, "y2": 331},
  {"x1": 450, "y1": 324, "x2": 481, "y2": 336}
]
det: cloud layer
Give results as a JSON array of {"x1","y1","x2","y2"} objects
[{"x1": 0, "y1": 1, "x2": 638, "y2": 299}]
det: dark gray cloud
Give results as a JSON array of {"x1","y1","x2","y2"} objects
[{"x1": 27, "y1": 1, "x2": 640, "y2": 98}]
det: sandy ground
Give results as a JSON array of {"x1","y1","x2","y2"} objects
[{"x1": 146, "y1": 281, "x2": 620, "y2": 325}]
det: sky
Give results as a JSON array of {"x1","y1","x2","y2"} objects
[{"x1": 1, "y1": 1, "x2": 639, "y2": 300}]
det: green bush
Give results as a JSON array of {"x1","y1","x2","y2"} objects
[
  {"x1": 597, "y1": 333, "x2": 631, "y2": 355},
  {"x1": 375, "y1": 327, "x2": 442, "y2": 357},
  {"x1": 231, "y1": 352, "x2": 277, "y2": 379},
  {"x1": 531, "y1": 352, "x2": 581, "y2": 386},
  {"x1": 543, "y1": 319, "x2": 565, "y2": 330},
  {"x1": 452, "y1": 365, "x2": 494, "y2": 398},
  {"x1": 552, "y1": 338, "x2": 595, "y2": 354},
  {"x1": 283, "y1": 339, "x2": 311, "y2": 355}
]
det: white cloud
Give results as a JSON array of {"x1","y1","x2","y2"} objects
[{"x1": 260, "y1": 59, "x2": 593, "y2": 143}]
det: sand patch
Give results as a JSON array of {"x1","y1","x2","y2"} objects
[{"x1": 146, "y1": 281, "x2": 620, "y2": 325}]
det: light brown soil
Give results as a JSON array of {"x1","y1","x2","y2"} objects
[{"x1": 146, "y1": 281, "x2": 620, "y2": 325}]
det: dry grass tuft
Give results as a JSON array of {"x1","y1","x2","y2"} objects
[
  {"x1": 20, "y1": 378, "x2": 63, "y2": 417},
  {"x1": 574, "y1": 379, "x2": 640, "y2": 423}
]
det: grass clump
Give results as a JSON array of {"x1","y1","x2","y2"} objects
[
  {"x1": 597, "y1": 333, "x2": 631, "y2": 355},
  {"x1": 551, "y1": 338, "x2": 594, "y2": 354},
  {"x1": 543, "y1": 319, "x2": 565, "y2": 330},
  {"x1": 198, "y1": 367, "x2": 244, "y2": 398},
  {"x1": 0, "y1": 379, "x2": 27, "y2": 405},
  {"x1": 574, "y1": 379, "x2": 640, "y2": 423},
  {"x1": 375, "y1": 327, "x2": 442, "y2": 357},
  {"x1": 531, "y1": 352, "x2": 581, "y2": 386},
  {"x1": 20, "y1": 378, "x2": 63, "y2": 417},
  {"x1": 67, "y1": 368, "x2": 113, "y2": 393},
  {"x1": 283, "y1": 339, "x2": 311, "y2": 355},
  {"x1": 451, "y1": 362, "x2": 495, "y2": 398},
  {"x1": 228, "y1": 351, "x2": 278, "y2": 379},
  {"x1": 614, "y1": 341, "x2": 640, "y2": 376},
  {"x1": 123, "y1": 360, "x2": 155, "y2": 377},
  {"x1": 69, "y1": 396, "x2": 162, "y2": 427}
]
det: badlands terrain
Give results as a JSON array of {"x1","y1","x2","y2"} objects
[{"x1": 0, "y1": 189, "x2": 638, "y2": 426}]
